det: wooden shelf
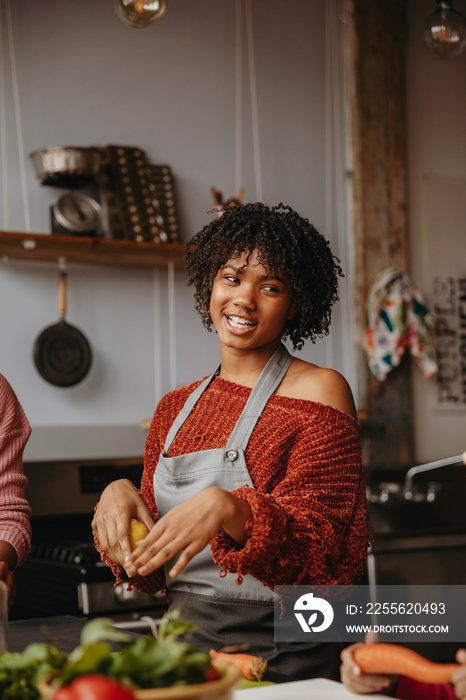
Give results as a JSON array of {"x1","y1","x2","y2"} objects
[{"x1": 0, "y1": 231, "x2": 185, "y2": 269}]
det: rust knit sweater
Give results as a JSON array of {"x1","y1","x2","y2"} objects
[{"x1": 104, "y1": 375, "x2": 369, "y2": 597}]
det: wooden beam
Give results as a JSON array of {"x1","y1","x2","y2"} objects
[{"x1": 347, "y1": 0, "x2": 413, "y2": 472}]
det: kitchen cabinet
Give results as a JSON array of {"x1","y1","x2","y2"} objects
[{"x1": 0, "y1": 230, "x2": 185, "y2": 269}]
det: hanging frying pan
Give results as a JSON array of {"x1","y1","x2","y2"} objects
[{"x1": 33, "y1": 268, "x2": 92, "y2": 387}]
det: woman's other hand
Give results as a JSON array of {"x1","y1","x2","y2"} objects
[
  {"x1": 92, "y1": 479, "x2": 153, "y2": 569},
  {"x1": 0, "y1": 561, "x2": 15, "y2": 609},
  {"x1": 124, "y1": 486, "x2": 251, "y2": 578},
  {"x1": 340, "y1": 643, "x2": 398, "y2": 695},
  {"x1": 0, "y1": 541, "x2": 18, "y2": 609},
  {"x1": 452, "y1": 649, "x2": 466, "y2": 700}
]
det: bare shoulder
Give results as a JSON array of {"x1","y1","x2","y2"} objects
[{"x1": 278, "y1": 358, "x2": 358, "y2": 419}]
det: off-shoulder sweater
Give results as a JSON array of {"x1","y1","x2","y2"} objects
[{"x1": 103, "y1": 375, "x2": 370, "y2": 595}]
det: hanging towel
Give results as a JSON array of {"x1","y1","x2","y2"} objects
[{"x1": 364, "y1": 267, "x2": 438, "y2": 381}]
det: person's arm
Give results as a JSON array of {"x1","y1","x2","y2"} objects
[
  {"x1": 124, "y1": 369, "x2": 368, "y2": 585},
  {"x1": 0, "y1": 375, "x2": 32, "y2": 608},
  {"x1": 210, "y1": 403, "x2": 369, "y2": 589},
  {"x1": 92, "y1": 387, "x2": 189, "y2": 593},
  {"x1": 123, "y1": 378, "x2": 254, "y2": 579},
  {"x1": 124, "y1": 485, "x2": 251, "y2": 578},
  {"x1": 125, "y1": 397, "x2": 368, "y2": 588},
  {"x1": 202, "y1": 366, "x2": 367, "y2": 587}
]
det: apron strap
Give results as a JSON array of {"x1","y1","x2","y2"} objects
[
  {"x1": 162, "y1": 343, "x2": 292, "y2": 455},
  {"x1": 161, "y1": 367, "x2": 220, "y2": 454},
  {"x1": 226, "y1": 343, "x2": 292, "y2": 451}
]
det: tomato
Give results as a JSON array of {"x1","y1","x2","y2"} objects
[
  {"x1": 51, "y1": 675, "x2": 136, "y2": 700},
  {"x1": 206, "y1": 666, "x2": 221, "y2": 682},
  {"x1": 50, "y1": 688, "x2": 74, "y2": 700}
]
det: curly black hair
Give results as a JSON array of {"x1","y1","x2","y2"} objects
[{"x1": 185, "y1": 202, "x2": 343, "y2": 350}]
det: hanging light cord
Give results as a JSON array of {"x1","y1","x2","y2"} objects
[
  {"x1": 4, "y1": 0, "x2": 31, "y2": 232},
  {"x1": 234, "y1": 0, "x2": 242, "y2": 195},
  {"x1": 245, "y1": 0, "x2": 263, "y2": 202}
]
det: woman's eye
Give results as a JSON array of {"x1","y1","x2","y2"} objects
[
  {"x1": 224, "y1": 275, "x2": 239, "y2": 284},
  {"x1": 262, "y1": 285, "x2": 280, "y2": 293}
]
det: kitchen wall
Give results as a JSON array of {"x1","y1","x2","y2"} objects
[
  {"x1": 406, "y1": 0, "x2": 466, "y2": 462},
  {"x1": 0, "y1": 1, "x2": 354, "y2": 460}
]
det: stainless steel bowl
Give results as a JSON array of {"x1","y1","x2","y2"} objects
[{"x1": 29, "y1": 146, "x2": 103, "y2": 188}]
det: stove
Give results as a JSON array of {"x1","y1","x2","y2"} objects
[{"x1": 11, "y1": 457, "x2": 167, "y2": 622}]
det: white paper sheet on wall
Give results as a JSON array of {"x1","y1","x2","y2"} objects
[{"x1": 422, "y1": 175, "x2": 466, "y2": 410}]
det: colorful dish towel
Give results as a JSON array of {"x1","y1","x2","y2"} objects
[{"x1": 364, "y1": 267, "x2": 438, "y2": 381}]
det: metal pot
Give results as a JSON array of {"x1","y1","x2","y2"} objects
[
  {"x1": 29, "y1": 146, "x2": 103, "y2": 188},
  {"x1": 33, "y1": 269, "x2": 92, "y2": 387}
]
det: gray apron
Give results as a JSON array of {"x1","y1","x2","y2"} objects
[{"x1": 153, "y1": 343, "x2": 343, "y2": 682}]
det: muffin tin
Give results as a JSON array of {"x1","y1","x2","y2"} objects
[{"x1": 101, "y1": 145, "x2": 180, "y2": 243}]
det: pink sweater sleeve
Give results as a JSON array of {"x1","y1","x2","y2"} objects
[
  {"x1": 0, "y1": 375, "x2": 32, "y2": 566},
  {"x1": 395, "y1": 675, "x2": 456, "y2": 700}
]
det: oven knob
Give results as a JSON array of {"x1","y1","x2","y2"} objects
[{"x1": 114, "y1": 583, "x2": 138, "y2": 605}]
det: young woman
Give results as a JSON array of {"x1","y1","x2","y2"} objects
[{"x1": 93, "y1": 202, "x2": 369, "y2": 682}]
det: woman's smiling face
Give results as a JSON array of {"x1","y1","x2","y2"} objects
[{"x1": 209, "y1": 249, "x2": 297, "y2": 353}]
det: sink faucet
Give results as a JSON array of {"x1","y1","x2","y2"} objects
[{"x1": 404, "y1": 451, "x2": 466, "y2": 500}]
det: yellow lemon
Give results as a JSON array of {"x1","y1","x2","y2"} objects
[{"x1": 130, "y1": 518, "x2": 149, "y2": 551}]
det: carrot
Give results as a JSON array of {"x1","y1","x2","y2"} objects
[
  {"x1": 209, "y1": 649, "x2": 267, "y2": 681},
  {"x1": 354, "y1": 643, "x2": 460, "y2": 684}
]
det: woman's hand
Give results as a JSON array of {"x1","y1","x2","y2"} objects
[
  {"x1": 452, "y1": 649, "x2": 466, "y2": 700},
  {"x1": 340, "y1": 643, "x2": 398, "y2": 695},
  {"x1": 0, "y1": 561, "x2": 15, "y2": 609},
  {"x1": 91, "y1": 479, "x2": 154, "y2": 568},
  {"x1": 124, "y1": 487, "x2": 251, "y2": 578}
]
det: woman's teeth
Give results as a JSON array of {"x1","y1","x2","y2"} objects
[{"x1": 227, "y1": 315, "x2": 255, "y2": 329}]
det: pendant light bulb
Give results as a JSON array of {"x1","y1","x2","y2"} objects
[
  {"x1": 423, "y1": 0, "x2": 466, "y2": 59},
  {"x1": 113, "y1": 0, "x2": 167, "y2": 28}
]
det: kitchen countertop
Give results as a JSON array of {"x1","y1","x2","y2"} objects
[
  {"x1": 370, "y1": 530, "x2": 466, "y2": 552},
  {"x1": 234, "y1": 678, "x2": 389, "y2": 698},
  {"x1": 7, "y1": 615, "x2": 87, "y2": 653},
  {"x1": 7, "y1": 617, "x2": 389, "y2": 699}
]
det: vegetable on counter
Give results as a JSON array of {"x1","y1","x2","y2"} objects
[
  {"x1": 50, "y1": 675, "x2": 136, "y2": 700},
  {"x1": 48, "y1": 610, "x2": 214, "y2": 691},
  {"x1": 209, "y1": 649, "x2": 267, "y2": 681},
  {"x1": 354, "y1": 643, "x2": 460, "y2": 684},
  {"x1": 0, "y1": 642, "x2": 66, "y2": 700},
  {"x1": 0, "y1": 609, "x2": 225, "y2": 699}
]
